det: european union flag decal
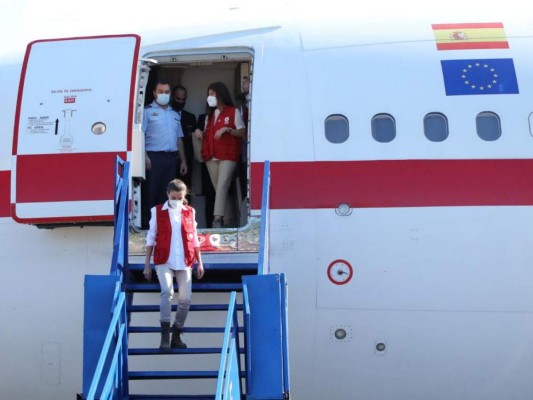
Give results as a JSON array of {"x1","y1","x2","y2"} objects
[{"x1": 441, "y1": 58, "x2": 519, "y2": 96}]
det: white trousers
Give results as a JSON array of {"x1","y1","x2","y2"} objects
[
  {"x1": 206, "y1": 159, "x2": 237, "y2": 217},
  {"x1": 155, "y1": 265, "x2": 192, "y2": 328}
]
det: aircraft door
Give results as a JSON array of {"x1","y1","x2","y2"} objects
[
  {"x1": 131, "y1": 59, "x2": 156, "y2": 180},
  {"x1": 12, "y1": 34, "x2": 140, "y2": 225}
]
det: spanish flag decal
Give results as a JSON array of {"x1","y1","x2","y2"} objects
[{"x1": 432, "y1": 22, "x2": 509, "y2": 50}]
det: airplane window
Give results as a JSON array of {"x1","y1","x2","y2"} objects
[
  {"x1": 424, "y1": 113, "x2": 449, "y2": 142},
  {"x1": 371, "y1": 114, "x2": 396, "y2": 143},
  {"x1": 476, "y1": 112, "x2": 501, "y2": 141},
  {"x1": 325, "y1": 114, "x2": 349, "y2": 143}
]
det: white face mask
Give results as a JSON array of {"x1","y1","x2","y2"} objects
[
  {"x1": 168, "y1": 199, "x2": 183, "y2": 209},
  {"x1": 207, "y1": 95, "x2": 218, "y2": 107},
  {"x1": 156, "y1": 93, "x2": 170, "y2": 106}
]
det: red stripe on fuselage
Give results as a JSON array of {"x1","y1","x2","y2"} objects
[
  {"x1": 15, "y1": 152, "x2": 126, "y2": 203},
  {"x1": 431, "y1": 22, "x2": 504, "y2": 30},
  {"x1": 0, "y1": 171, "x2": 10, "y2": 217},
  {"x1": 436, "y1": 41, "x2": 509, "y2": 50},
  {"x1": 250, "y1": 160, "x2": 533, "y2": 209}
]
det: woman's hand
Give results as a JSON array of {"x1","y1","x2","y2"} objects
[
  {"x1": 195, "y1": 261, "x2": 205, "y2": 279},
  {"x1": 194, "y1": 129, "x2": 203, "y2": 139},
  {"x1": 143, "y1": 262, "x2": 152, "y2": 281},
  {"x1": 214, "y1": 127, "x2": 231, "y2": 140}
]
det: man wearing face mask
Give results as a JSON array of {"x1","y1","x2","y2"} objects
[
  {"x1": 171, "y1": 85, "x2": 196, "y2": 188},
  {"x1": 142, "y1": 81, "x2": 188, "y2": 229}
]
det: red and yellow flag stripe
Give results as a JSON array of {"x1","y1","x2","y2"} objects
[{"x1": 432, "y1": 22, "x2": 509, "y2": 50}]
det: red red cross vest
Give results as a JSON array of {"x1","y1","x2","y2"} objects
[
  {"x1": 201, "y1": 105, "x2": 242, "y2": 162},
  {"x1": 153, "y1": 204, "x2": 197, "y2": 267}
]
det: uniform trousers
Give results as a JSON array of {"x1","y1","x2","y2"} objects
[{"x1": 147, "y1": 151, "x2": 178, "y2": 209}]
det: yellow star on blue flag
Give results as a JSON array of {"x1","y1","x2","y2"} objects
[{"x1": 441, "y1": 58, "x2": 519, "y2": 96}]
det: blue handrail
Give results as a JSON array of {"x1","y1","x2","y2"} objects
[
  {"x1": 242, "y1": 284, "x2": 252, "y2": 396},
  {"x1": 280, "y1": 273, "x2": 290, "y2": 396},
  {"x1": 215, "y1": 160, "x2": 271, "y2": 399},
  {"x1": 215, "y1": 291, "x2": 243, "y2": 400},
  {"x1": 243, "y1": 160, "x2": 290, "y2": 398},
  {"x1": 258, "y1": 160, "x2": 271, "y2": 275},
  {"x1": 100, "y1": 323, "x2": 126, "y2": 399},
  {"x1": 110, "y1": 156, "x2": 130, "y2": 278},
  {"x1": 85, "y1": 156, "x2": 130, "y2": 399},
  {"x1": 86, "y1": 290, "x2": 128, "y2": 399}
]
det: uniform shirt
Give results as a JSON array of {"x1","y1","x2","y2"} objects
[
  {"x1": 146, "y1": 201, "x2": 195, "y2": 271},
  {"x1": 142, "y1": 101, "x2": 184, "y2": 152}
]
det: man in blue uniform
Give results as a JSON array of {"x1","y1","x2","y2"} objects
[{"x1": 142, "y1": 81, "x2": 188, "y2": 226}]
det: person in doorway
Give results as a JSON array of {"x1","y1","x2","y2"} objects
[
  {"x1": 236, "y1": 77, "x2": 250, "y2": 130},
  {"x1": 142, "y1": 81, "x2": 188, "y2": 228},
  {"x1": 171, "y1": 85, "x2": 196, "y2": 188},
  {"x1": 194, "y1": 82, "x2": 246, "y2": 228},
  {"x1": 143, "y1": 179, "x2": 205, "y2": 350},
  {"x1": 196, "y1": 112, "x2": 216, "y2": 228}
]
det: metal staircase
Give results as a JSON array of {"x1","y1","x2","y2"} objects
[
  {"x1": 80, "y1": 158, "x2": 289, "y2": 399},
  {"x1": 124, "y1": 262, "x2": 251, "y2": 399}
]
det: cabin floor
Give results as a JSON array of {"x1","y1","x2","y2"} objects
[{"x1": 128, "y1": 216, "x2": 261, "y2": 256}]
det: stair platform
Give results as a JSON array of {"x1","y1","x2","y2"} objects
[
  {"x1": 129, "y1": 370, "x2": 219, "y2": 380},
  {"x1": 128, "y1": 262, "x2": 258, "y2": 271},
  {"x1": 125, "y1": 283, "x2": 243, "y2": 292},
  {"x1": 129, "y1": 326, "x2": 243, "y2": 333},
  {"x1": 129, "y1": 370, "x2": 246, "y2": 380},
  {"x1": 129, "y1": 347, "x2": 224, "y2": 355},
  {"x1": 128, "y1": 304, "x2": 244, "y2": 313}
]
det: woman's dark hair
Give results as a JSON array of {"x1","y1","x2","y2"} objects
[
  {"x1": 166, "y1": 179, "x2": 189, "y2": 205},
  {"x1": 207, "y1": 81, "x2": 234, "y2": 118}
]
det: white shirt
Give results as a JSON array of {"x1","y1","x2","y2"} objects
[
  {"x1": 146, "y1": 201, "x2": 187, "y2": 270},
  {"x1": 206, "y1": 108, "x2": 246, "y2": 130}
]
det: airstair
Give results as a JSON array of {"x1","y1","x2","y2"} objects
[{"x1": 79, "y1": 158, "x2": 289, "y2": 399}]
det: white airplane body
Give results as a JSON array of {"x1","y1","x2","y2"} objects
[{"x1": 2, "y1": 2, "x2": 533, "y2": 398}]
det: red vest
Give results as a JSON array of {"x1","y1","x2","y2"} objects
[
  {"x1": 153, "y1": 204, "x2": 197, "y2": 267},
  {"x1": 201, "y1": 106, "x2": 242, "y2": 162}
]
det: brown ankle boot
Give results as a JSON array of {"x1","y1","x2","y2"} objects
[
  {"x1": 171, "y1": 325, "x2": 187, "y2": 349},
  {"x1": 160, "y1": 322, "x2": 171, "y2": 350}
]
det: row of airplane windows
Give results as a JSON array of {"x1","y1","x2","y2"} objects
[{"x1": 325, "y1": 112, "x2": 504, "y2": 144}]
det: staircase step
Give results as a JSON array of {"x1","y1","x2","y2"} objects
[
  {"x1": 129, "y1": 262, "x2": 258, "y2": 271},
  {"x1": 129, "y1": 370, "x2": 246, "y2": 380},
  {"x1": 129, "y1": 395, "x2": 215, "y2": 400},
  {"x1": 126, "y1": 283, "x2": 243, "y2": 292},
  {"x1": 128, "y1": 347, "x2": 224, "y2": 355},
  {"x1": 128, "y1": 347, "x2": 246, "y2": 355},
  {"x1": 129, "y1": 370, "x2": 219, "y2": 380},
  {"x1": 129, "y1": 326, "x2": 244, "y2": 333},
  {"x1": 129, "y1": 304, "x2": 244, "y2": 313}
]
